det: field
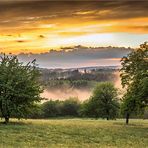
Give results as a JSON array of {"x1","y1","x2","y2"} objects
[{"x1": 0, "y1": 119, "x2": 148, "y2": 148}]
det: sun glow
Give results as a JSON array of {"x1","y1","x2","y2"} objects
[
  {"x1": 0, "y1": 1, "x2": 147, "y2": 54},
  {"x1": 46, "y1": 33, "x2": 115, "y2": 48}
]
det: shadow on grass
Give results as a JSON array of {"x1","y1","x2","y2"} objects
[
  {"x1": 0, "y1": 120, "x2": 32, "y2": 126},
  {"x1": 113, "y1": 122, "x2": 146, "y2": 128}
]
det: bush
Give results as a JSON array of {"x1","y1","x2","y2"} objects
[
  {"x1": 41, "y1": 100, "x2": 61, "y2": 118},
  {"x1": 40, "y1": 98, "x2": 80, "y2": 118},
  {"x1": 60, "y1": 98, "x2": 80, "y2": 117}
]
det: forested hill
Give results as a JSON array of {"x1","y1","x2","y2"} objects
[{"x1": 39, "y1": 66, "x2": 119, "y2": 89}]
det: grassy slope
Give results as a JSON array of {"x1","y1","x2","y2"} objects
[{"x1": 0, "y1": 119, "x2": 148, "y2": 148}]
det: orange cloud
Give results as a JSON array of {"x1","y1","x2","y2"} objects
[{"x1": 0, "y1": 1, "x2": 147, "y2": 53}]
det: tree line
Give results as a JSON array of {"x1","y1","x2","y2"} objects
[
  {"x1": 27, "y1": 82, "x2": 120, "y2": 119},
  {"x1": 27, "y1": 82, "x2": 147, "y2": 120},
  {"x1": 0, "y1": 42, "x2": 147, "y2": 124}
]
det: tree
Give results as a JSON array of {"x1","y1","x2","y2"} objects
[
  {"x1": 60, "y1": 98, "x2": 80, "y2": 117},
  {"x1": 41, "y1": 98, "x2": 80, "y2": 118},
  {"x1": 0, "y1": 55, "x2": 43, "y2": 123},
  {"x1": 79, "y1": 99, "x2": 96, "y2": 118},
  {"x1": 27, "y1": 104, "x2": 43, "y2": 119},
  {"x1": 82, "y1": 82, "x2": 119, "y2": 120},
  {"x1": 120, "y1": 42, "x2": 148, "y2": 124},
  {"x1": 42, "y1": 100, "x2": 61, "y2": 118}
]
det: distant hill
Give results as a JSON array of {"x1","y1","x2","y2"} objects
[
  {"x1": 40, "y1": 66, "x2": 119, "y2": 85},
  {"x1": 39, "y1": 66, "x2": 120, "y2": 101}
]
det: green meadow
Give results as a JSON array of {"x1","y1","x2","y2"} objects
[{"x1": 0, "y1": 119, "x2": 148, "y2": 148}]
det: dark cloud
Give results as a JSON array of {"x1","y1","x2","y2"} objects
[
  {"x1": 15, "y1": 45, "x2": 133, "y2": 68},
  {"x1": 16, "y1": 40, "x2": 29, "y2": 43},
  {"x1": 39, "y1": 35, "x2": 45, "y2": 38},
  {"x1": 0, "y1": 1, "x2": 147, "y2": 28}
]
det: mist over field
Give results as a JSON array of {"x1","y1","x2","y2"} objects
[
  {"x1": 41, "y1": 70, "x2": 122, "y2": 101},
  {"x1": 41, "y1": 88, "x2": 92, "y2": 102}
]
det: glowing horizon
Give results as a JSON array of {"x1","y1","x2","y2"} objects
[{"x1": 0, "y1": 1, "x2": 147, "y2": 54}]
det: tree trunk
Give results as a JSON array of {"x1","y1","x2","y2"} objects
[
  {"x1": 4, "y1": 116, "x2": 9, "y2": 124},
  {"x1": 126, "y1": 113, "x2": 129, "y2": 125},
  {"x1": 106, "y1": 109, "x2": 109, "y2": 120}
]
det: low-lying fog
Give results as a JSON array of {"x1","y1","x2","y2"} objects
[
  {"x1": 41, "y1": 88, "x2": 92, "y2": 102},
  {"x1": 41, "y1": 71, "x2": 122, "y2": 101}
]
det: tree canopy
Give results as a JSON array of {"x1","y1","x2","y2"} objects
[
  {"x1": 81, "y1": 82, "x2": 119, "y2": 120},
  {"x1": 0, "y1": 55, "x2": 43, "y2": 123},
  {"x1": 120, "y1": 42, "x2": 148, "y2": 124}
]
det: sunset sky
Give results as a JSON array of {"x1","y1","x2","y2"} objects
[{"x1": 0, "y1": 0, "x2": 148, "y2": 54}]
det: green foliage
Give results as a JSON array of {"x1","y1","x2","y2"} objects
[
  {"x1": 81, "y1": 82, "x2": 119, "y2": 119},
  {"x1": 31, "y1": 85, "x2": 120, "y2": 119},
  {"x1": 79, "y1": 100, "x2": 94, "y2": 117},
  {"x1": 41, "y1": 68, "x2": 116, "y2": 81},
  {"x1": 41, "y1": 98, "x2": 80, "y2": 118},
  {"x1": 143, "y1": 107, "x2": 148, "y2": 119},
  {"x1": 60, "y1": 98, "x2": 80, "y2": 116},
  {"x1": 27, "y1": 104, "x2": 43, "y2": 119},
  {"x1": 120, "y1": 42, "x2": 148, "y2": 119},
  {"x1": 0, "y1": 55, "x2": 43, "y2": 123},
  {"x1": 41, "y1": 68, "x2": 118, "y2": 90},
  {"x1": 45, "y1": 79, "x2": 96, "y2": 89},
  {"x1": 120, "y1": 42, "x2": 148, "y2": 88},
  {"x1": 42, "y1": 100, "x2": 61, "y2": 118}
]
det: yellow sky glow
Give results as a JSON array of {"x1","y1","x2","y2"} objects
[{"x1": 0, "y1": 1, "x2": 147, "y2": 54}]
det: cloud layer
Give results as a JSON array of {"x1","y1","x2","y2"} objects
[
  {"x1": 0, "y1": 1, "x2": 147, "y2": 53},
  {"x1": 16, "y1": 46, "x2": 132, "y2": 68},
  {"x1": 0, "y1": 1, "x2": 147, "y2": 30}
]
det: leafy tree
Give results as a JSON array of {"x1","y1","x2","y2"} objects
[
  {"x1": 60, "y1": 98, "x2": 80, "y2": 117},
  {"x1": 120, "y1": 42, "x2": 148, "y2": 124},
  {"x1": 42, "y1": 100, "x2": 61, "y2": 118},
  {"x1": 27, "y1": 104, "x2": 43, "y2": 119},
  {"x1": 79, "y1": 99, "x2": 97, "y2": 118},
  {"x1": 82, "y1": 82, "x2": 119, "y2": 120},
  {"x1": 41, "y1": 98, "x2": 80, "y2": 118},
  {"x1": 0, "y1": 55, "x2": 43, "y2": 123}
]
